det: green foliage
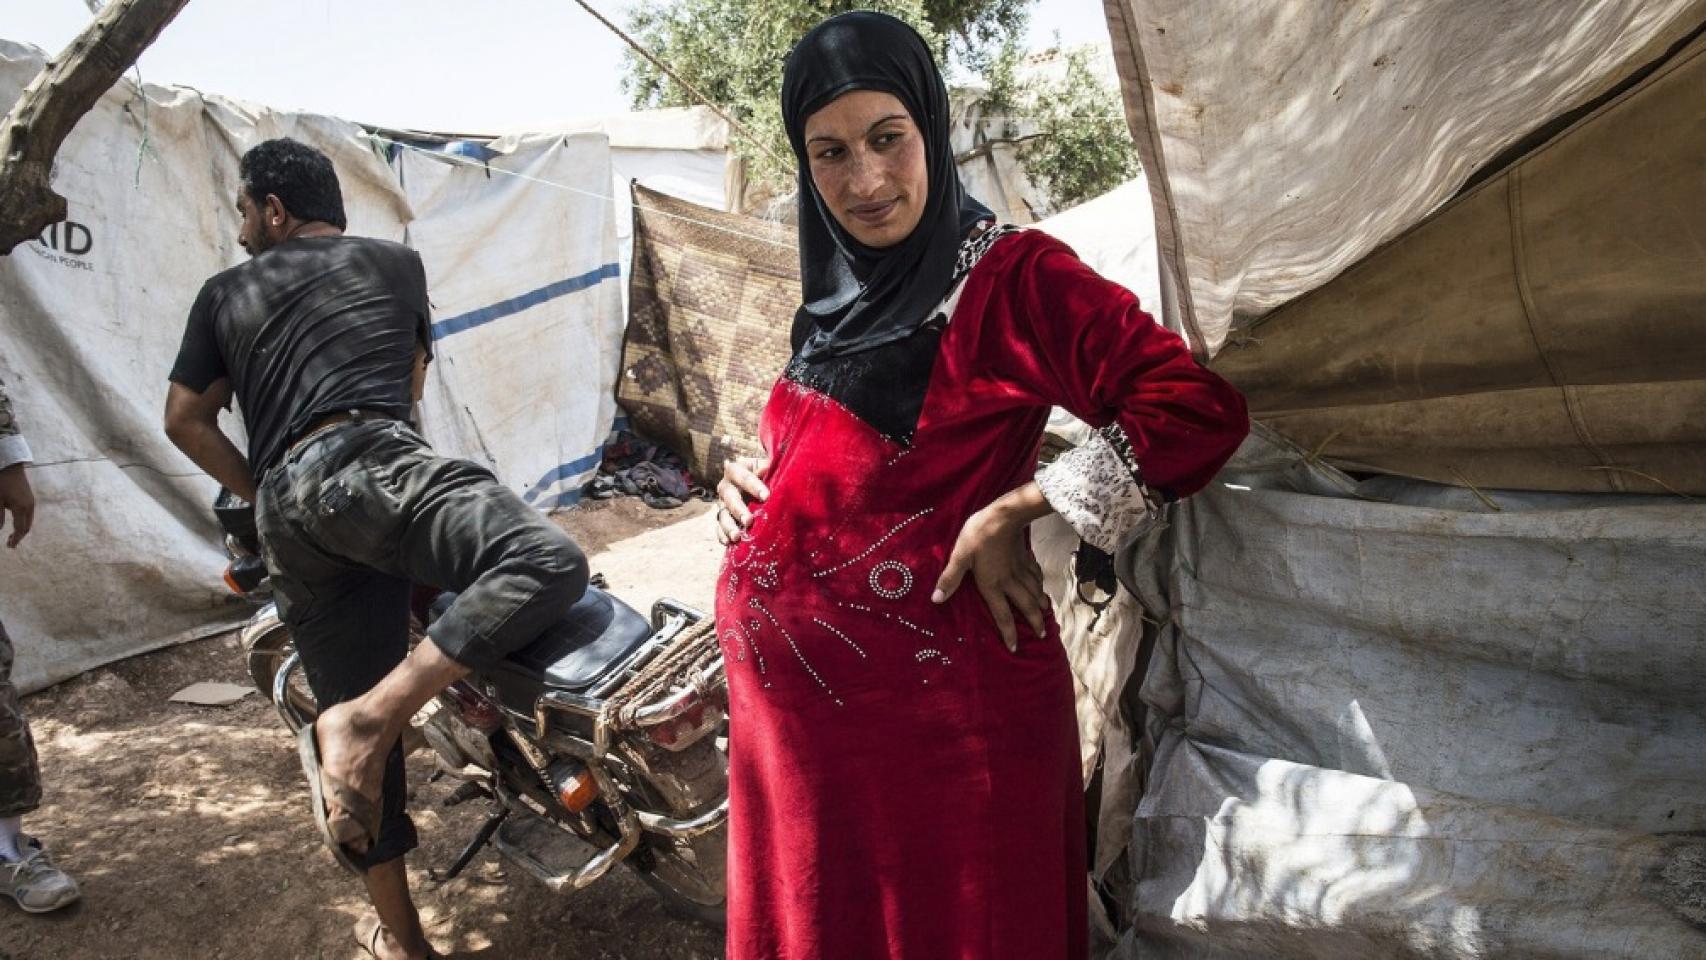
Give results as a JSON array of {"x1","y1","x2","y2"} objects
[
  {"x1": 623, "y1": 0, "x2": 1136, "y2": 211},
  {"x1": 923, "y1": 0, "x2": 1030, "y2": 74},
  {"x1": 623, "y1": 0, "x2": 956, "y2": 187},
  {"x1": 1013, "y1": 46, "x2": 1139, "y2": 212}
]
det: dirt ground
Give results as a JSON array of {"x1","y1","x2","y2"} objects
[{"x1": 0, "y1": 497, "x2": 726, "y2": 960}]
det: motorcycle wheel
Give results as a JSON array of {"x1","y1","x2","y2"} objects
[
  {"x1": 636, "y1": 843, "x2": 728, "y2": 928},
  {"x1": 241, "y1": 613, "x2": 319, "y2": 729}
]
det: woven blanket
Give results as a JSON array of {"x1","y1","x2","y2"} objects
[{"x1": 619, "y1": 184, "x2": 798, "y2": 483}]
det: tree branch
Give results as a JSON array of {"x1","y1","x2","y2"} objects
[
  {"x1": 954, "y1": 132, "x2": 1048, "y2": 165},
  {"x1": 0, "y1": 0, "x2": 189, "y2": 255}
]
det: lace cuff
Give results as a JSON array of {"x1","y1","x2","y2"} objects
[{"x1": 1035, "y1": 424, "x2": 1160, "y2": 553}]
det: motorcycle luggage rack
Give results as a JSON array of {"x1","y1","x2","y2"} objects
[
  {"x1": 533, "y1": 609, "x2": 724, "y2": 747},
  {"x1": 581, "y1": 602, "x2": 705, "y2": 702}
]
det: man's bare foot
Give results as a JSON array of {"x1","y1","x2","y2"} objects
[
  {"x1": 314, "y1": 700, "x2": 396, "y2": 853},
  {"x1": 356, "y1": 915, "x2": 434, "y2": 960}
]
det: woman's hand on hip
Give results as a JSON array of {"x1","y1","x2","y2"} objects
[
  {"x1": 715, "y1": 455, "x2": 772, "y2": 545},
  {"x1": 932, "y1": 481, "x2": 1054, "y2": 651}
]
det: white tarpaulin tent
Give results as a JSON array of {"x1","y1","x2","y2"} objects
[
  {"x1": 1069, "y1": 1, "x2": 1706, "y2": 956},
  {"x1": 395, "y1": 133, "x2": 624, "y2": 509},
  {"x1": 0, "y1": 39, "x2": 626, "y2": 692},
  {"x1": 1035, "y1": 176, "x2": 1161, "y2": 317},
  {"x1": 507, "y1": 106, "x2": 737, "y2": 312}
]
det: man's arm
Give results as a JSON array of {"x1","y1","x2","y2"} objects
[
  {"x1": 164, "y1": 379, "x2": 257, "y2": 502},
  {"x1": 0, "y1": 379, "x2": 35, "y2": 547}
]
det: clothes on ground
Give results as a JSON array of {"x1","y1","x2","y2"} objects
[
  {"x1": 716, "y1": 227, "x2": 1249, "y2": 959},
  {"x1": 255, "y1": 419, "x2": 588, "y2": 866},
  {"x1": 168, "y1": 236, "x2": 433, "y2": 477},
  {"x1": 0, "y1": 616, "x2": 43, "y2": 820},
  {"x1": 0, "y1": 376, "x2": 30, "y2": 471},
  {"x1": 586, "y1": 430, "x2": 702, "y2": 509}
]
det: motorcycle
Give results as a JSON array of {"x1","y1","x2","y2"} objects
[{"x1": 213, "y1": 489, "x2": 729, "y2": 924}]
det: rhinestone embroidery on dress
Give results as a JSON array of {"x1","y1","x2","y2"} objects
[
  {"x1": 836, "y1": 601, "x2": 935, "y2": 639},
  {"x1": 914, "y1": 649, "x2": 952, "y2": 685},
  {"x1": 751, "y1": 597, "x2": 841, "y2": 706},
  {"x1": 812, "y1": 618, "x2": 868, "y2": 658},
  {"x1": 722, "y1": 629, "x2": 747, "y2": 662},
  {"x1": 740, "y1": 617, "x2": 769, "y2": 681},
  {"x1": 722, "y1": 228, "x2": 1028, "y2": 701},
  {"x1": 811, "y1": 509, "x2": 933, "y2": 578},
  {"x1": 868, "y1": 560, "x2": 914, "y2": 599}
]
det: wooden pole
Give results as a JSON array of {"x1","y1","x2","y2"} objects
[{"x1": 0, "y1": 0, "x2": 190, "y2": 255}]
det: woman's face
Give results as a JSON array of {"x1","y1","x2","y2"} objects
[{"x1": 803, "y1": 89, "x2": 928, "y2": 249}]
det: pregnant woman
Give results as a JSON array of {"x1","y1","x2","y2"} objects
[{"x1": 713, "y1": 12, "x2": 1249, "y2": 958}]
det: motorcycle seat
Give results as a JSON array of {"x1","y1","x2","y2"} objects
[{"x1": 467, "y1": 586, "x2": 655, "y2": 708}]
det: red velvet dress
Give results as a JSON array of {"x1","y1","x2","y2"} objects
[{"x1": 718, "y1": 230, "x2": 1247, "y2": 959}]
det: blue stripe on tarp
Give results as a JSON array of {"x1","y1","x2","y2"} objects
[
  {"x1": 432, "y1": 262, "x2": 620, "y2": 340},
  {"x1": 536, "y1": 486, "x2": 587, "y2": 511},
  {"x1": 437, "y1": 140, "x2": 500, "y2": 162},
  {"x1": 523, "y1": 450, "x2": 606, "y2": 508}
]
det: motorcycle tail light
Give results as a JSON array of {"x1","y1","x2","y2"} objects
[
  {"x1": 646, "y1": 694, "x2": 724, "y2": 751},
  {"x1": 443, "y1": 682, "x2": 502, "y2": 733},
  {"x1": 549, "y1": 760, "x2": 600, "y2": 813}
]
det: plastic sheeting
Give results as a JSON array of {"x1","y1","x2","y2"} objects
[
  {"x1": 0, "y1": 41, "x2": 407, "y2": 694},
  {"x1": 0, "y1": 40, "x2": 624, "y2": 691},
  {"x1": 518, "y1": 106, "x2": 736, "y2": 314},
  {"x1": 1102, "y1": 0, "x2": 1706, "y2": 355},
  {"x1": 399, "y1": 135, "x2": 623, "y2": 510},
  {"x1": 1101, "y1": 427, "x2": 1706, "y2": 957}
]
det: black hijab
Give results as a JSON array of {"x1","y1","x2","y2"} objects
[{"x1": 782, "y1": 11, "x2": 993, "y2": 361}]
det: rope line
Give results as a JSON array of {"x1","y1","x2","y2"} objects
[
  {"x1": 376, "y1": 134, "x2": 1038, "y2": 246},
  {"x1": 598, "y1": 617, "x2": 722, "y2": 733},
  {"x1": 563, "y1": 0, "x2": 792, "y2": 170}
]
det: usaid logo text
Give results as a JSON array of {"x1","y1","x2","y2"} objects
[{"x1": 31, "y1": 220, "x2": 95, "y2": 271}]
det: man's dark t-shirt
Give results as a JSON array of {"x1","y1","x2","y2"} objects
[{"x1": 169, "y1": 236, "x2": 433, "y2": 476}]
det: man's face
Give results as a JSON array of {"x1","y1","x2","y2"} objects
[{"x1": 236, "y1": 190, "x2": 280, "y2": 257}]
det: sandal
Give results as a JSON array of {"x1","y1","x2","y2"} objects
[
  {"x1": 298, "y1": 722, "x2": 381, "y2": 875},
  {"x1": 357, "y1": 918, "x2": 443, "y2": 959}
]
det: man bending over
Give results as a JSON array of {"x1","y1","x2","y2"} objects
[{"x1": 164, "y1": 138, "x2": 587, "y2": 960}]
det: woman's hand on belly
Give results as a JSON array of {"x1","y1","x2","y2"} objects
[
  {"x1": 716, "y1": 455, "x2": 772, "y2": 544},
  {"x1": 931, "y1": 480, "x2": 1054, "y2": 651}
]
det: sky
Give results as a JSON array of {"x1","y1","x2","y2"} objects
[{"x1": 6, "y1": 0, "x2": 1114, "y2": 133}]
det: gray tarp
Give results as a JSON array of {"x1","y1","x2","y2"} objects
[{"x1": 1104, "y1": 428, "x2": 1706, "y2": 957}]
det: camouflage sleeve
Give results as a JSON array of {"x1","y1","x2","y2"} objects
[{"x1": 0, "y1": 377, "x2": 32, "y2": 470}]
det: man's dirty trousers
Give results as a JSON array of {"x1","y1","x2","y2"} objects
[{"x1": 255, "y1": 418, "x2": 587, "y2": 866}]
